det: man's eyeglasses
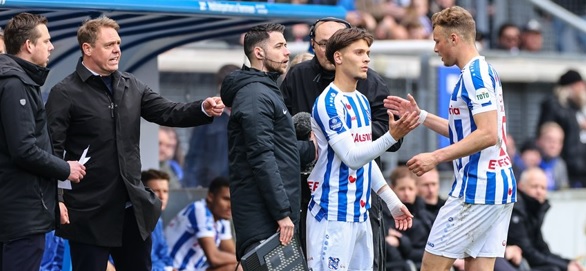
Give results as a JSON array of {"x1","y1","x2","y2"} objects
[{"x1": 314, "y1": 40, "x2": 328, "y2": 49}]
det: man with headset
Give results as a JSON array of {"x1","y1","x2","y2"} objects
[{"x1": 280, "y1": 17, "x2": 403, "y2": 271}]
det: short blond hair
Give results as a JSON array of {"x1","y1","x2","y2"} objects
[{"x1": 431, "y1": 6, "x2": 476, "y2": 43}]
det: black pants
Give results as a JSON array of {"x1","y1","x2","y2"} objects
[
  {"x1": 69, "y1": 207, "x2": 152, "y2": 271},
  {"x1": 0, "y1": 233, "x2": 45, "y2": 271}
]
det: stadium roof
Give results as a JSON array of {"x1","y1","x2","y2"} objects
[{"x1": 0, "y1": 0, "x2": 345, "y2": 88}]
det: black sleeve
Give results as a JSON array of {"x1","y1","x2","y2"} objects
[
  {"x1": 236, "y1": 84, "x2": 292, "y2": 221},
  {"x1": 139, "y1": 80, "x2": 213, "y2": 127},
  {"x1": 297, "y1": 140, "x2": 316, "y2": 169},
  {"x1": 4, "y1": 79, "x2": 69, "y2": 180},
  {"x1": 363, "y1": 71, "x2": 402, "y2": 152},
  {"x1": 280, "y1": 71, "x2": 294, "y2": 113}
]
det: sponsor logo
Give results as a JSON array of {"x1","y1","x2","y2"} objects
[
  {"x1": 502, "y1": 240, "x2": 506, "y2": 246},
  {"x1": 308, "y1": 180, "x2": 320, "y2": 192},
  {"x1": 348, "y1": 176, "x2": 356, "y2": 183},
  {"x1": 476, "y1": 89, "x2": 491, "y2": 102},
  {"x1": 19, "y1": 99, "x2": 26, "y2": 106},
  {"x1": 488, "y1": 155, "x2": 511, "y2": 170},
  {"x1": 353, "y1": 133, "x2": 372, "y2": 143},
  {"x1": 360, "y1": 200, "x2": 366, "y2": 207},
  {"x1": 448, "y1": 105, "x2": 461, "y2": 115},
  {"x1": 448, "y1": 217, "x2": 453, "y2": 222},
  {"x1": 427, "y1": 242, "x2": 435, "y2": 247},
  {"x1": 328, "y1": 257, "x2": 340, "y2": 270},
  {"x1": 282, "y1": 109, "x2": 287, "y2": 115},
  {"x1": 329, "y1": 116, "x2": 343, "y2": 131}
]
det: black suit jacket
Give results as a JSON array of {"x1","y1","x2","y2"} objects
[{"x1": 47, "y1": 59, "x2": 213, "y2": 246}]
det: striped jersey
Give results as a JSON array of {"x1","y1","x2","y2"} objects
[
  {"x1": 165, "y1": 199, "x2": 232, "y2": 271},
  {"x1": 308, "y1": 83, "x2": 375, "y2": 222},
  {"x1": 448, "y1": 56, "x2": 516, "y2": 205}
]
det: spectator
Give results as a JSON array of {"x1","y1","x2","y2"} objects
[
  {"x1": 495, "y1": 23, "x2": 521, "y2": 53},
  {"x1": 508, "y1": 167, "x2": 585, "y2": 271},
  {"x1": 520, "y1": 19, "x2": 543, "y2": 52},
  {"x1": 46, "y1": 16, "x2": 224, "y2": 271},
  {"x1": 159, "y1": 127, "x2": 184, "y2": 189},
  {"x1": 552, "y1": 0, "x2": 586, "y2": 53},
  {"x1": 388, "y1": 166, "x2": 435, "y2": 269},
  {"x1": 413, "y1": 166, "x2": 445, "y2": 219},
  {"x1": 141, "y1": 169, "x2": 174, "y2": 271},
  {"x1": 0, "y1": 13, "x2": 85, "y2": 271},
  {"x1": 536, "y1": 122, "x2": 569, "y2": 191},
  {"x1": 538, "y1": 69, "x2": 586, "y2": 188},
  {"x1": 165, "y1": 177, "x2": 238, "y2": 271},
  {"x1": 182, "y1": 64, "x2": 239, "y2": 188}
]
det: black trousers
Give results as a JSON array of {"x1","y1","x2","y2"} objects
[
  {"x1": 0, "y1": 233, "x2": 45, "y2": 271},
  {"x1": 69, "y1": 207, "x2": 152, "y2": 271}
]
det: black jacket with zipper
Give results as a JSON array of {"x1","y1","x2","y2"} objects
[
  {"x1": 0, "y1": 54, "x2": 70, "y2": 242},
  {"x1": 221, "y1": 66, "x2": 301, "y2": 259}
]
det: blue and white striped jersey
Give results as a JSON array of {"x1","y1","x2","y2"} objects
[
  {"x1": 448, "y1": 56, "x2": 516, "y2": 205},
  {"x1": 308, "y1": 83, "x2": 377, "y2": 223},
  {"x1": 165, "y1": 199, "x2": 232, "y2": 271}
]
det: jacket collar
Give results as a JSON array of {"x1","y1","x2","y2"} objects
[
  {"x1": 5, "y1": 54, "x2": 50, "y2": 86},
  {"x1": 241, "y1": 65, "x2": 281, "y2": 82},
  {"x1": 309, "y1": 56, "x2": 334, "y2": 83}
]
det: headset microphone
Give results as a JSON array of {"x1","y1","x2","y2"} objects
[{"x1": 264, "y1": 57, "x2": 284, "y2": 64}]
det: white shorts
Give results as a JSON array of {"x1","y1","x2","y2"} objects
[
  {"x1": 306, "y1": 214, "x2": 373, "y2": 271},
  {"x1": 425, "y1": 196, "x2": 514, "y2": 259}
]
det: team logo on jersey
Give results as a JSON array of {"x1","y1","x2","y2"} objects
[
  {"x1": 329, "y1": 116, "x2": 343, "y2": 132},
  {"x1": 328, "y1": 257, "x2": 340, "y2": 270},
  {"x1": 475, "y1": 89, "x2": 491, "y2": 103}
]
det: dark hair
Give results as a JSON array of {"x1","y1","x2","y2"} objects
[
  {"x1": 325, "y1": 27, "x2": 373, "y2": 66},
  {"x1": 497, "y1": 22, "x2": 518, "y2": 38},
  {"x1": 309, "y1": 17, "x2": 351, "y2": 39},
  {"x1": 243, "y1": 23, "x2": 285, "y2": 60},
  {"x1": 141, "y1": 169, "x2": 170, "y2": 186},
  {"x1": 4, "y1": 13, "x2": 48, "y2": 55},
  {"x1": 215, "y1": 64, "x2": 239, "y2": 87},
  {"x1": 208, "y1": 176, "x2": 230, "y2": 195}
]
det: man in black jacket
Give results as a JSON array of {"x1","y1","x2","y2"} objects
[
  {"x1": 0, "y1": 13, "x2": 86, "y2": 271},
  {"x1": 45, "y1": 16, "x2": 224, "y2": 271},
  {"x1": 280, "y1": 17, "x2": 401, "y2": 271},
  {"x1": 220, "y1": 23, "x2": 303, "y2": 259},
  {"x1": 508, "y1": 167, "x2": 584, "y2": 271}
]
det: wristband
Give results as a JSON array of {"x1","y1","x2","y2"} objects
[{"x1": 418, "y1": 109, "x2": 428, "y2": 124}]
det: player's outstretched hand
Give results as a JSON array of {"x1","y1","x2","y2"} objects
[
  {"x1": 384, "y1": 94, "x2": 420, "y2": 117},
  {"x1": 393, "y1": 205, "x2": 413, "y2": 231},
  {"x1": 388, "y1": 110, "x2": 419, "y2": 140}
]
